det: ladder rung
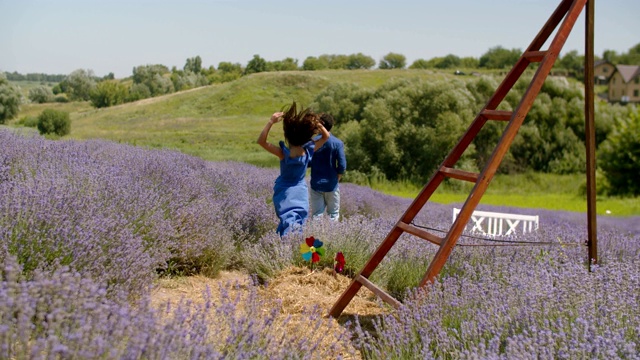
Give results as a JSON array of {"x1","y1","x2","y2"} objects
[
  {"x1": 523, "y1": 50, "x2": 547, "y2": 62},
  {"x1": 481, "y1": 109, "x2": 512, "y2": 121},
  {"x1": 356, "y1": 275, "x2": 402, "y2": 309},
  {"x1": 397, "y1": 221, "x2": 443, "y2": 245},
  {"x1": 439, "y1": 166, "x2": 479, "y2": 183}
]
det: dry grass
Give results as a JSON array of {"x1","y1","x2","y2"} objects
[{"x1": 151, "y1": 266, "x2": 390, "y2": 359}]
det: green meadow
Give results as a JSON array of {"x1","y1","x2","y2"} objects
[{"x1": 13, "y1": 69, "x2": 639, "y2": 216}]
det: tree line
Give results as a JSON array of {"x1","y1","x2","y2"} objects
[
  {"x1": 2, "y1": 42, "x2": 639, "y2": 110},
  {"x1": 3, "y1": 72, "x2": 66, "y2": 82},
  {"x1": 1, "y1": 44, "x2": 638, "y2": 195},
  {"x1": 309, "y1": 76, "x2": 639, "y2": 196}
]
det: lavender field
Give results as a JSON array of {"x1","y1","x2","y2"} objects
[{"x1": 1, "y1": 128, "x2": 639, "y2": 359}]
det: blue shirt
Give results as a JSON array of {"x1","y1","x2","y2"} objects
[{"x1": 309, "y1": 134, "x2": 346, "y2": 192}]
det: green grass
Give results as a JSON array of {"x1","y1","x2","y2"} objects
[
  {"x1": 369, "y1": 173, "x2": 639, "y2": 216},
  {"x1": 8, "y1": 69, "x2": 638, "y2": 216},
  {"x1": 17, "y1": 101, "x2": 94, "y2": 119},
  {"x1": 62, "y1": 70, "x2": 456, "y2": 165}
]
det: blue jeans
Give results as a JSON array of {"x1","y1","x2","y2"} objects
[{"x1": 310, "y1": 186, "x2": 340, "y2": 221}]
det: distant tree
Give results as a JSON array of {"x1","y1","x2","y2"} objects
[
  {"x1": 323, "y1": 54, "x2": 350, "y2": 69},
  {"x1": 598, "y1": 107, "x2": 640, "y2": 196},
  {"x1": 479, "y1": 46, "x2": 521, "y2": 69},
  {"x1": 200, "y1": 65, "x2": 216, "y2": 77},
  {"x1": 151, "y1": 74, "x2": 174, "y2": 95},
  {"x1": 509, "y1": 77, "x2": 589, "y2": 174},
  {"x1": 409, "y1": 59, "x2": 431, "y2": 69},
  {"x1": 28, "y1": 85, "x2": 54, "y2": 104},
  {"x1": 3, "y1": 71, "x2": 25, "y2": 81},
  {"x1": 132, "y1": 64, "x2": 173, "y2": 96},
  {"x1": 208, "y1": 62, "x2": 243, "y2": 83},
  {"x1": 379, "y1": 52, "x2": 407, "y2": 69},
  {"x1": 90, "y1": 80, "x2": 129, "y2": 108},
  {"x1": 325, "y1": 78, "x2": 476, "y2": 181},
  {"x1": 103, "y1": 72, "x2": 115, "y2": 80},
  {"x1": 555, "y1": 50, "x2": 584, "y2": 77},
  {"x1": 52, "y1": 81, "x2": 68, "y2": 95},
  {"x1": 53, "y1": 95, "x2": 69, "y2": 103},
  {"x1": 268, "y1": 57, "x2": 299, "y2": 71},
  {"x1": 628, "y1": 42, "x2": 640, "y2": 55},
  {"x1": 311, "y1": 83, "x2": 372, "y2": 123},
  {"x1": 460, "y1": 56, "x2": 480, "y2": 68},
  {"x1": 37, "y1": 109, "x2": 71, "y2": 136},
  {"x1": 65, "y1": 69, "x2": 97, "y2": 101},
  {"x1": 184, "y1": 56, "x2": 203, "y2": 74},
  {"x1": 602, "y1": 49, "x2": 618, "y2": 63},
  {"x1": 302, "y1": 56, "x2": 328, "y2": 70},
  {"x1": 171, "y1": 70, "x2": 208, "y2": 91},
  {"x1": 217, "y1": 62, "x2": 243, "y2": 74},
  {"x1": 4, "y1": 72, "x2": 65, "y2": 82},
  {"x1": 244, "y1": 54, "x2": 267, "y2": 75},
  {"x1": 132, "y1": 64, "x2": 170, "y2": 84},
  {"x1": 346, "y1": 53, "x2": 375, "y2": 70},
  {"x1": 435, "y1": 54, "x2": 462, "y2": 69},
  {"x1": 128, "y1": 83, "x2": 151, "y2": 101},
  {"x1": 0, "y1": 74, "x2": 21, "y2": 124},
  {"x1": 617, "y1": 42, "x2": 640, "y2": 65}
]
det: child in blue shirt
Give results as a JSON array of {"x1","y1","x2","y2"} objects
[
  {"x1": 257, "y1": 102, "x2": 329, "y2": 236},
  {"x1": 309, "y1": 113, "x2": 347, "y2": 221}
]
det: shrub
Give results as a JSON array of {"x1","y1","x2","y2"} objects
[
  {"x1": 90, "y1": 80, "x2": 129, "y2": 108},
  {"x1": 128, "y1": 83, "x2": 151, "y2": 101},
  {"x1": 599, "y1": 107, "x2": 640, "y2": 196},
  {"x1": 0, "y1": 74, "x2": 21, "y2": 124},
  {"x1": 54, "y1": 94, "x2": 69, "y2": 103},
  {"x1": 16, "y1": 115, "x2": 38, "y2": 128},
  {"x1": 28, "y1": 85, "x2": 54, "y2": 103},
  {"x1": 36, "y1": 109, "x2": 71, "y2": 136}
]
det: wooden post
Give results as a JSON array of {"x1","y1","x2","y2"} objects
[{"x1": 585, "y1": 0, "x2": 598, "y2": 269}]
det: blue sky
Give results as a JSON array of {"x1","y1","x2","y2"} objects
[{"x1": 1, "y1": 0, "x2": 638, "y2": 78}]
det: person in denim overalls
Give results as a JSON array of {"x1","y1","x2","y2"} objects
[{"x1": 257, "y1": 102, "x2": 329, "y2": 236}]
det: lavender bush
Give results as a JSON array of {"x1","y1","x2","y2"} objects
[
  {"x1": 0, "y1": 129, "x2": 275, "y2": 296},
  {"x1": 352, "y1": 210, "x2": 640, "y2": 359},
  {"x1": 1, "y1": 128, "x2": 638, "y2": 358},
  {"x1": 0, "y1": 255, "x2": 354, "y2": 359}
]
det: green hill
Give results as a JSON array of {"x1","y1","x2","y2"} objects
[
  {"x1": 66, "y1": 70, "x2": 451, "y2": 166},
  {"x1": 12, "y1": 69, "x2": 639, "y2": 215}
]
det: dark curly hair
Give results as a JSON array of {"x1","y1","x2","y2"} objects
[
  {"x1": 281, "y1": 102, "x2": 320, "y2": 146},
  {"x1": 319, "y1": 113, "x2": 334, "y2": 131}
]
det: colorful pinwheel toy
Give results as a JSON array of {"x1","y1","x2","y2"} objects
[
  {"x1": 334, "y1": 252, "x2": 345, "y2": 273},
  {"x1": 300, "y1": 236, "x2": 324, "y2": 263}
]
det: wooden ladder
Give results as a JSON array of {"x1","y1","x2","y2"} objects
[{"x1": 329, "y1": 0, "x2": 589, "y2": 317}]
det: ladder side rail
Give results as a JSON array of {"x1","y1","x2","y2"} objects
[
  {"x1": 436, "y1": 0, "x2": 579, "y2": 181},
  {"x1": 401, "y1": 171, "x2": 447, "y2": 222},
  {"x1": 585, "y1": 0, "x2": 598, "y2": 268},
  {"x1": 526, "y1": 0, "x2": 576, "y2": 52},
  {"x1": 328, "y1": 226, "x2": 406, "y2": 317},
  {"x1": 421, "y1": 0, "x2": 588, "y2": 288},
  {"x1": 476, "y1": 0, "x2": 574, "y2": 115},
  {"x1": 330, "y1": 170, "x2": 449, "y2": 317},
  {"x1": 542, "y1": 0, "x2": 588, "y2": 64}
]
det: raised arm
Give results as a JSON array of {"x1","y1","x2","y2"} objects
[
  {"x1": 257, "y1": 112, "x2": 285, "y2": 160},
  {"x1": 313, "y1": 123, "x2": 330, "y2": 149}
]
